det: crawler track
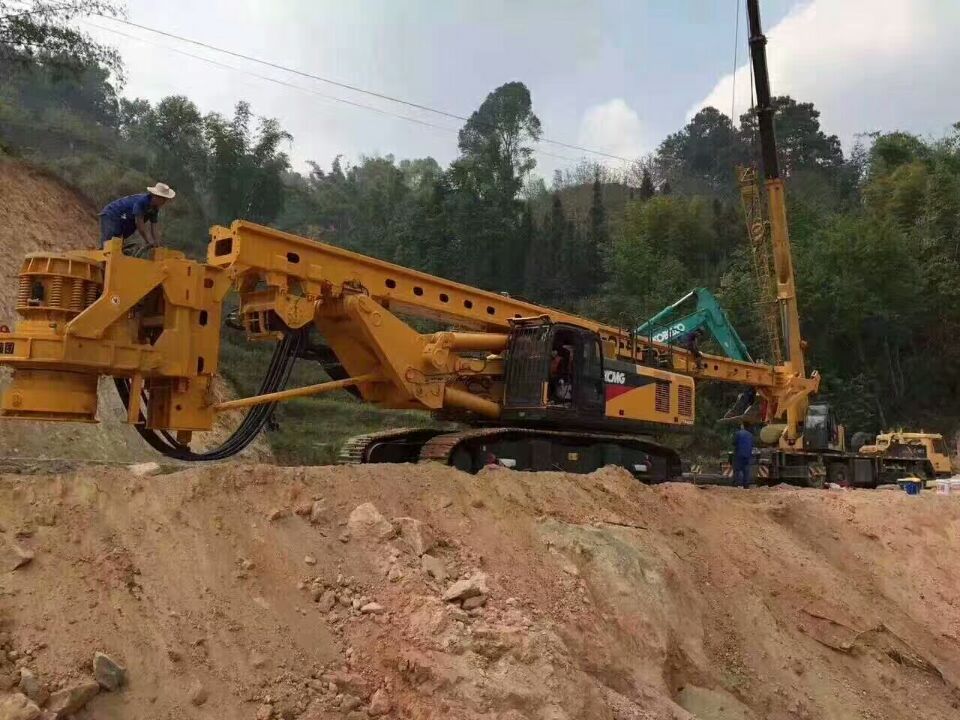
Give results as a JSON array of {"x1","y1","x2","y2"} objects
[{"x1": 339, "y1": 426, "x2": 681, "y2": 482}]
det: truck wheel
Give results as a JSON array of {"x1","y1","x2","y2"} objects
[
  {"x1": 827, "y1": 463, "x2": 849, "y2": 487},
  {"x1": 806, "y1": 463, "x2": 825, "y2": 489}
]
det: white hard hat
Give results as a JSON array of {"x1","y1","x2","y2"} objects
[{"x1": 146, "y1": 182, "x2": 176, "y2": 199}]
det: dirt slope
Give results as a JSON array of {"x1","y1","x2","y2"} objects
[
  {"x1": 0, "y1": 464, "x2": 957, "y2": 719},
  {"x1": 0, "y1": 157, "x2": 270, "y2": 464}
]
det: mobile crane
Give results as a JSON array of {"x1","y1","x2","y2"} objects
[{"x1": 0, "y1": 0, "x2": 825, "y2": 482}]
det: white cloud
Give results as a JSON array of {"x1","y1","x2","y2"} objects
[
  {"x1": 692, "y1": 0, "x2": 960, "y2": 149},
  {"x1": 577, "y1": 98, "x2": 648, "y2": 162}
]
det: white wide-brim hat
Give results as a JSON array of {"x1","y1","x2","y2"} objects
[{"x1": 147, "y1": 182, "x2": 176, "y2": 199}]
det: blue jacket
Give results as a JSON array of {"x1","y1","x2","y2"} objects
[
  {"x1": 733, "y1": 428, "x2": 754, "y2": 462},
  {"x1": 100, "y1": 193, "x2": 157, "y2": 239}
]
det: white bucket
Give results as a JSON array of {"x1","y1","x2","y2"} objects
[{"x1": 936, "y1": 479, "x2": 952, "y2": 496}]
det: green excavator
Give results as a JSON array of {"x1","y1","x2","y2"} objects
[{"x1": 636, "y1": 287, "x2": 753, "y2": 362}]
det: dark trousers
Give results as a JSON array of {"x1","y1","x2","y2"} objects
[
  {"x1": 99, "y1": 216, "x2": 145, "y2": 255},
  {"x1": 732, "y1": 459, "x2": 753, "y2": 488}
]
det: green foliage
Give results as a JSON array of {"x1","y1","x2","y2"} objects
[
  {"x1": 739, "y1": 96, "x2": 843, "y2": 174},
  {"x1": 0, "y1": 1, "x2": 124, "y2": 78}
]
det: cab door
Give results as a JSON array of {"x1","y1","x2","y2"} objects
[
  {"x1": 502, "y1": 321, "x2": 552, "y2": 408},
  {"x1": 572, "y1": 330, "x2": 605, "y2": 417}
]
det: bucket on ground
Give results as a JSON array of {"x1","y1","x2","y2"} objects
[{"x1": 897, "y1": 478, "x2": 922, "y2": 496}]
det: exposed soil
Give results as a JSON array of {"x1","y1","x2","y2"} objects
[{"x1": 0, "y1": 463, "x2": 957, "y2": 719}]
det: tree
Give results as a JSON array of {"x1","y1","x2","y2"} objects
[
  {"x1": 656, "y1": 107, "x2": 744, "y2": 194},
  {"x1": 204, "y1": 101, "x2": 291, "y2": 225},
  {"x1": 452, "y1": 81, "x2": 542, "y2": 200},
  {"x1": 738, "y1": 96, "x2": 843, "y2": 175},
  {"x1": 582, "y1": 170, "x2": 607, "y2": 295},
  {"x1": 448, "y1": 82, "x2": 542, "y2": 290},
  {"x1": 639, "y1": 168, "x2": 655, "y2": 200},
  {"x1": 141, "y1": 96, "x2": 206, "y2": 197},
  {"x1": 0, "y1": 1, "x2": 124, "y2": 78}
]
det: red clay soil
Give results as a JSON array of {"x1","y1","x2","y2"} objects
[{"x1": 0, "y1": 463, "x2": 957, "y2": 719}]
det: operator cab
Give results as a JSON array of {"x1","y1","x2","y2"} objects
[
  {"x1": 502, "y1": 318, "x2": 604, "y2": 423},
  {"x1": 803, "y1": 401, "x2": 845, "y2": 452}
]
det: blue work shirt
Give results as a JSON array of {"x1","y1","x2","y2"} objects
[
  {"x1": 99, "y1": 193, "x2": 157, "y2": 239},
  {"x1": 733, "y1": 428, "x2": 754, "y2": 462}
]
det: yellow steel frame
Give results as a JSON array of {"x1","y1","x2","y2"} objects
[{"x1": 0, "y1": 220, "x2": 818, "y2": 436}]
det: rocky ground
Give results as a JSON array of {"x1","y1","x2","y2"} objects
[{"x1": 0, "y1": 462, "x2": 958, "y2": 719}]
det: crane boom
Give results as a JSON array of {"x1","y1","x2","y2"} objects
[{"x1": 745, "y1": 0, "x2": 809, "y2": 440}]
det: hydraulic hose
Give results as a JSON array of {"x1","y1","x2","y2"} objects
[{"x1": 114, "y1": 327, "x2": 308, "y2": 461}]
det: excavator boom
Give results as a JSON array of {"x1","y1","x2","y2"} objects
[{"x1": 636, "y1": 287, "x2": 753, "y2": 363}]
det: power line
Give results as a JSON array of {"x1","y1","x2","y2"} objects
[
  {"x1": 91, "y1": 14, "x2": 633, "y2": 163},
  {"x1": 82, "y1": 19, "x2": 582, "y2": 165}
]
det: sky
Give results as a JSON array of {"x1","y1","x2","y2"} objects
[{"x1": 79, "y1": 0, "x2": 960, "y2": 180}]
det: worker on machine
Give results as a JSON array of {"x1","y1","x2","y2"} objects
[
  {"x1": 98, "y1": 182, "x2": 176, "y2": 255},
  {"x1": 681, "y1": 328, "x2": 705, "y2": 368},
  {"x1": 732, "y1": 422, "x2": 754, "y2": 488},
  {"x1": 549, "y1": 346, "x2": 572, "y2": 405}
]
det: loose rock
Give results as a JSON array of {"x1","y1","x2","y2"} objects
[
  {"x1": 347, "y1": 503, "x2": 395, "y2": 541},
  {"x1": 360, "y1": 602, "x2": 385, "y2": 614},
  {"x1": 421, "y1": 554, "x2": 447, "y2": 583},
  {"x1": 442, "y1": 572, "x2": 488, "y2": 602},
  {"x1": 47, "y1": 680, "x2": 99, "y2": 716},
  {"x1": 256, "y1": 703, "x2": 273, "y2": 720},
  {"x1": 394, "y1": 517, "x2": 436, "y2": 556},
  {"x1": 304, "y1": 554, "x2": 317, "y2": 566},
  {"x1": 368, "y1": 688, "x2": 392, "y2": 716},
  {"x1": 268, "y1": 508, "x2": 288, "y2": 521},
  {"x1": 188, "y1": 680, "x2": 208, "y2": 706},
  {"x1": 3, "y1": 541, "x2": 34, "y2": 571},
  {"x1": 249, "y1": 649, "x2": 267, "y2": 669},
  {"x1": 127, "y1": 461, "x2": 160, "y2": 477},
  {"x1": 17, "y1": 669, "x2": 48, "y2": 706},
  {"x1": 93, "y1": 651, "x2": 126, "y2": 691},
  {"x1": 0, "y1": 692, "x2": 40, "y2": 720},
  {"x1": 317, "y1": 589, "x2": 336, "y2": 612},
  {"x1": 462, "y1": 594, "x2": 487, "y2": 610},
  {"x1": 309, "y1": 500, "x2": 327, "y2": 524},
  {"x1": 340, "y1": 694, "x2": 362, "y2": 711}
]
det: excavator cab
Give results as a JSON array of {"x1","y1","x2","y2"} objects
[
  {"x1": 803, "y1": 402, "x2": 845, "y2": 452},
  {"x1": 502, "y1": 319, "x2": 605, "y2": 421}
]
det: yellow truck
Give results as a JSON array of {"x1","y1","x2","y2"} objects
[{"x1": 858, "y1": 431, "x2": 953, "y2": 480}]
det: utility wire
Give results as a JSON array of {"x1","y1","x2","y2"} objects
[
  {"x1": 91, "y1": 14, "x2": 632, "y2": 163},
  {"x1": 82, "y1": 19, "x2": 582, "y2": 165}
]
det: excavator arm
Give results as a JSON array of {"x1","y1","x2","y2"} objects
[{"x1": 637, "y1": 288, "x2": 753, "y2": 363}]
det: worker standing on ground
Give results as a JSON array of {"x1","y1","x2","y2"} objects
[
  {"x1": 98, "y1": 182, "x2": 176, "y2": 255},
  {"x1": 732, "y1": 422, "x2": 754, "y2": 488}
]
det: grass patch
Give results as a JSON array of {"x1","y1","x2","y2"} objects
[{"x1": 218, "y1": 329, "x2": 439, "y2": 465}]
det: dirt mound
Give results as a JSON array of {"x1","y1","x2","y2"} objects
[
  {"x1": 0, "y1": 464, "x2": 957, "y2": 719},
  {"x1": 0, "y1": 157, "x2": 270, "y2": 464}
]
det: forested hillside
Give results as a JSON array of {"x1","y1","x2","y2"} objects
[{"x1": 3, "y1": 1, "x2": 960, "y2": 457}]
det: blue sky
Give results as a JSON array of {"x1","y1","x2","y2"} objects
[{"x1": 82, "y1": 1, "x2": 959, "y2": 180}]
